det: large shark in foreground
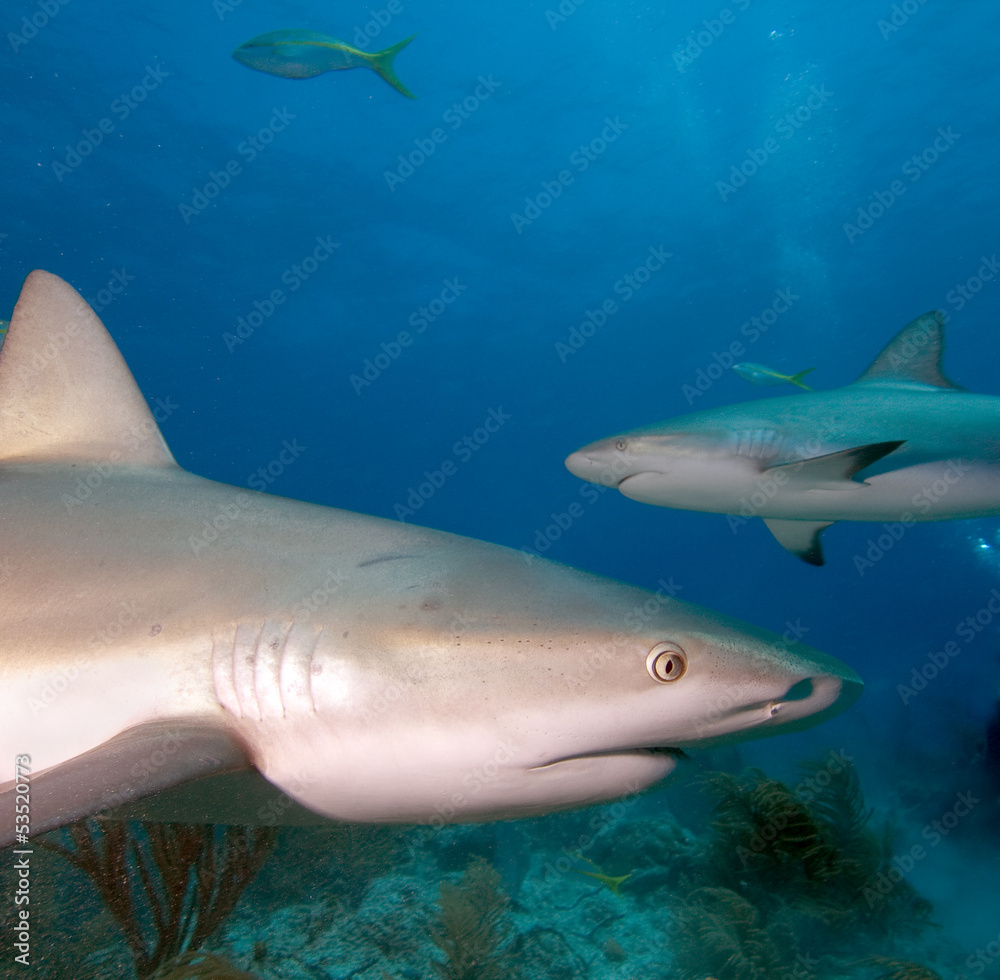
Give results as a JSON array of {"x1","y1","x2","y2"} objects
[
  {"x1": 0, "y1": 272, "x2": 861, "y2": 845},
  {"x1": 567, "y1": 313, "x2": 1000, "y2": 565}
]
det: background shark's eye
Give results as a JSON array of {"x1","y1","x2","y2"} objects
[
  {"x1": 615, "y1": 439, "x2": 627, "y2": 451},
  {"x1": 646, "y1": 642, "x2": 687, "y2": 682}
]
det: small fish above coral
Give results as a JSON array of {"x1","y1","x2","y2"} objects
[
  {"x1": 232, "y1": 30, "x2": 417, "y2": 98},
  {"x1": 733, "y1": 361, "x2": 815, "y2": 389},
  {"x1": 568, "y1": 854, "x2": 631, "y2": 895}
]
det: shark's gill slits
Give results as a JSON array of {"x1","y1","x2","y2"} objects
[{"x1": 734, "y1": 428, "x2": 783, "y2": 461}]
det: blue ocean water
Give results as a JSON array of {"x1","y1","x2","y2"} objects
[{"x1": 4, "y1": 0, "x2": 1000, "y2": 976}]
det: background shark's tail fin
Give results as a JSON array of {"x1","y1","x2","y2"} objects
[{"x1": 366, "y1": 35, "x2": 417, "y2": 98}]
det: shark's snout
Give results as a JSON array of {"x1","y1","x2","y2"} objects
[
  {"x1": 772, "y1": 641, "x2": 863, "y2": 731},
  {"x1": 660, "y1": 615, "x2": 864, "y2": 751},
  {"x1": 762, "y1": 669, "x2": 863, "y2": 733},
  {"x1": 564, "y1": 445, "x2": 627, "y2": 487}
]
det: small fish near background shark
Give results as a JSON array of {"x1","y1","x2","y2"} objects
[
  {"x1": 0, "y1": 271, "x2": 861, "y2": 845},
  {"x1": 566, "y1": 312, "x2": 1000, "y2": 566},
  {"x1": 233, "y1": 30, "x2": 417, "y2": 98},
  {"x1": 733, "y1": 362, "x2": 816, "y2": 390}
]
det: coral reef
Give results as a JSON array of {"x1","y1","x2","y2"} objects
[
  {"x1": 263, "y1": 822, "x2": 405, "y2": 910},
  {"x1": 667, "y1": 757, "x2": 936, "y2": 979},
  {"x1": 149, "y1": 951, "x2": 262, "y2": 979},
  {"x1": 669, "y1": 885, "x2": 799, "y2": 980},
  {"x1": 431, "y1": 856, "x2": 517, "y2": 980},
  {"x1": 7, "y1": 754, "x2": 965, "y2": 980},
  {"x1": 40, "y1": 820, "x2": 276, "y2": 979},
  {"x1": 858, "y1": 955, "x2": 943, "y2": 979},
  {"x1": 689, "y1": 761, "x2": 932, "y2": 940}
]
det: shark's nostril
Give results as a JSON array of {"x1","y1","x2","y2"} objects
[{"x1": 783, "y1": 678, "x2": 814, "y2": 702}]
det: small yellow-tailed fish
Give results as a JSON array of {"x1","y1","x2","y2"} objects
[
  {"x1": 569, "y1": 854, "x2": 631, "y2": 895},
  {"x1": 733, "y1": 362, "x2": 815, "y2": 390},
  {"x1": 0, "y1": 319, "x2": 8, "y2": 335},
  {"x1": 233, "y1": 30, "x2": 417, "y2": 99}
]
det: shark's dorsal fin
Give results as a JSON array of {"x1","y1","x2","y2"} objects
[
  {"x1": 0, "y1": 270, "x2": 175, "y2": 466},
  {"x1": 854, "y1": 311, "x2": 962, "y2": 389}
]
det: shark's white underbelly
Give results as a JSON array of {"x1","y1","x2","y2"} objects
[
  {"x1": 620, "y1": 457, "x2": 1000, "y2": 522},
  {"x1": 753, "y1": 459, "x2": 1000, "y2": 522}
]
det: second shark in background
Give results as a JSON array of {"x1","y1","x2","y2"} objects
[{"x1": 567, "y1": 313, "x2": 1000, "y2": 565}]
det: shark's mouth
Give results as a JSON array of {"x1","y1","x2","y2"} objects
[
  {"x1": 529, "y1": 745, "x2": 687, "y2": 771},
  {"x1": 618, "y1": 470, "x2": 667, "y2": 487},
  {"x1": 617, "y1": 472, "x2": 667, "y2": 500}
]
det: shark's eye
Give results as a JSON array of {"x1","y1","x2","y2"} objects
[
  {"x1": 646, "y1": 642, "x2": 687, "y2": 683},
  {"x1": 615, "y1": 439, "x2": 628, "y2": 451}
]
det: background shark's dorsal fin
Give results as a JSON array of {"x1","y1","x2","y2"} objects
[
  {"x1": 854, "y1": 311, "x2": 962, "y2": 389},
  {"x1": 0, "y1": 270, "x2": 176, "y2": 466}
]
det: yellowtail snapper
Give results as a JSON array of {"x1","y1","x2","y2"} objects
[
  {"x1": 233, "y1": 30, "x2": 417, "y2": 99},
  {"x1": 733, "y1": 362, "x2": 815, "y2": 389}
]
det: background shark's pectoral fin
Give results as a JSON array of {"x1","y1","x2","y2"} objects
[
  {"x1": 766, "y1": 440, "x2": 905, "y2": 490},
  {"x1": 763, "y1": 518, "x2": 835, "y2": 566},
  {"x1": 0, "y1": 722, "x2": 250, "y2": 845}
]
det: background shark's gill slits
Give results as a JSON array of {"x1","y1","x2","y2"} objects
[
  {"x1": 212, "y1": 621, "x2": 322, "y2": 722},
  {"x1": 735, "y1": 428, "x2": 783, "y2": 462}
]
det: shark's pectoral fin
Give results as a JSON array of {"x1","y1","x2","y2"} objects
[
  {"x1": 0, "y1": 722, "x2": 250, "y2": 845},
  {"x1": 763, "y1": 518, "x2": 835, "y2": 566},
  {"x1": 99, "y1": 769, "x2": 336, "y2": 826},
  {"x1": 765, "y1": 440, "x2": 905, "y2": 489}
]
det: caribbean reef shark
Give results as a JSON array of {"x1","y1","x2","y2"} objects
[
  {"x1": 566, "y1": 312, "x2": 1000, "y2": 565},
  {"x1": 0, "y1": 272, "x2": 861, "y2": 845}
]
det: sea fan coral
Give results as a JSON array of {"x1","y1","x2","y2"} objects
[
  {"x1": 858, "y1": 954, "x2": 943, "y2": 979},
  {"x1": 691, "y1": 761, "x2": 932, "y2": 941},
  {"x1": 150, "y1": 951, "x2": 262, "y2": 980},
  {"x1": 40, "y1": 820, "x2": 276, "y2": 980},
  {"x1": 431, "y1": 856, "x2": 518, "y2": 980},
  {"x1": 669, "y1": 886, "x2": 799, "y2": 980}
]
